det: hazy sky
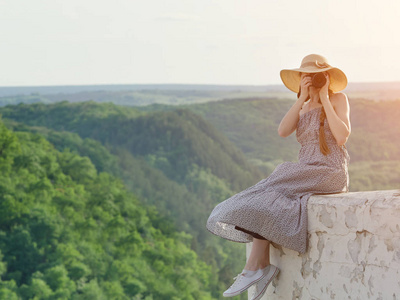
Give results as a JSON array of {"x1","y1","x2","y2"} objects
[{"x1": 1, "y1": 0, "x2": 400, "y2": 86}]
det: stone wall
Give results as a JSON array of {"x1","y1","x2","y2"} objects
[{"x1": 246, "y1": 189, "x2": 400, "y2": 299}]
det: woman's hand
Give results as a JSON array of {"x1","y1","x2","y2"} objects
[
  {"x1": 298, "y1": 73, "x2": 312, "y2": 102},
  {"x1": 319, "y1": 72, "x2": 330, "y2": 102}
]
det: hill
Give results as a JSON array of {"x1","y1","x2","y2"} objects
[
  {"x1": 0, "y1": 119, "x2": 214, "y2": 299},
  {"x1": 1, "y1": 81, "x2": 400, "y2": 107},
  {"x1": 139, "y1": 97, "x2": 400, "y2": 191},
  {"x1": 1, "y1": 101, "x2": 265, "y2": 299},
  {"x1": 1, "y1": 96, "x2": 398, "y2": 299}
]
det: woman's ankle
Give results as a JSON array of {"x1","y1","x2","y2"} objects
[{"x1": 244, "y1": 261, "x2": 270, "y2": 271}]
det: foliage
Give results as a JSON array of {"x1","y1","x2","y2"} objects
[
  {"x1": 2, "y1": 104, "x2": 259, "y2": 299},
  {"x1": 172, "y1": 97, "x2": 400, "y2": 191},
  {"x1": 348, "y1": 160, "x2": 400, "y2": 191},
  {"x1": 0, "y1": 87, "x2": 282, "y2": 107},
  {"x1": 0, "y1": 120, "x2": 214, "y2": 299},
  {"x1": 1, "y1": 101, "x2": 262, "y2": 190},
  {"x1": 1, "y1": 96, "x2": 398, "y2": 300},
  {"x1": 180, "y1": 97, "x2": 301, "y2": 164}
]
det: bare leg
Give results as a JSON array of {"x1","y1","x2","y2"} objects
[{"x1": 244, "y1": 238, "x2": 270, "y2": 271}]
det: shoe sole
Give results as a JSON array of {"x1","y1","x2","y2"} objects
[
  {"x1": 251, "y1": 268, "x2": 280, "y2": 300},
  {"x1": 223, "y1": 272, "x2": 268, "y2": 297}
]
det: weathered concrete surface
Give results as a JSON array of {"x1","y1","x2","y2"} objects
[{"x1": 246, "y1": 189, "x2": 400, "y2": 300}]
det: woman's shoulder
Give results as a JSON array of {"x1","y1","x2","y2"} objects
[
  {"x1": 330, "y1": 92, "x2": 348, "y2": 101},
  {"x1": 330, "y1": 92, "x2": 349, "y2": 109}
]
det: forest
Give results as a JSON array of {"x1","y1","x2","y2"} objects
[
  {"x1": 0, "y1": 119, "x2": 215, "y2": 299},
  {"x1": 0, "y1": 94, "x2": 398, "y2": 299}
]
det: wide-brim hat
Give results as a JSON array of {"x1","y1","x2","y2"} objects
[{"x1": 280, "y1": 54, "x2": 348, "y2": 93}]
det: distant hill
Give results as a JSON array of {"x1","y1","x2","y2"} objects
[
  {"x1": 0, "y1": 101, "x2": 264, "y2": 299},
  {"x1": 0, "y1": 83, "x2": 280, "y2": 97},
  {"x1": 1, "y1": 95, "x2": 398, "y2": 299},
  {"x1": 139, "y1": 97, "x2": 400, "y2": 192},
  {"x1": 1, "y1": 82, "x2": 400, "y2": 107},
  {"x1": 0, "y1": 101, "x2": 262, "y2": 190}
]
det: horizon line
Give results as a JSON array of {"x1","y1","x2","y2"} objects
[{"x1": 1, "y1": 80, "x2": 400, "y2": 89}]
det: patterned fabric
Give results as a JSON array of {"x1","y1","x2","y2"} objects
[{"x1": 206, "y1": 106, "x2": 350, "y2": 253}]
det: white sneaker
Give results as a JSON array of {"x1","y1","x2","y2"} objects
[
  {"x1": 223, "y1": 268, "x2": 267, "y2": 297},
  {"x1": 250, "y1": 265, "x2": 280, "y2": 300}
]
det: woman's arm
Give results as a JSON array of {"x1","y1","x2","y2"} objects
[
  {"x1": 277, "y1": 99, "x2": 305, "y2": 137},
  {"x1": 320, "y1": 92, "x2": 351, "y2": 145},
  {"x1": 278, "y1": 74, "x2": 310, "y2": 137},
  {"x1": 319, "y1": 74, "x2": 351, "y2": 145}
]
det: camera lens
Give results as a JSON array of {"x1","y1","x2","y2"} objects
[{"x1": 312, "y1": 73, "x2": 326, "y2": 88}]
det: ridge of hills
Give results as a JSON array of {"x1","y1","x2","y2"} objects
[
  {"x1": 1, "y1": 101, "x2": 265, "y2": 299},
  {"x1": 0, "y1": 101, "x2": 262, "y2": 190},
  {"x1": 138, "y1": 97, "x2": 400, "y2": 191},
  {"x1": 1, "y1": 95, "x2": 399, "y2": 299},
  {"x1": 1, "y1": 81, "x2": 400, "y2": 107},
  {"x1": 0, "y1": 118, "x2": 215, "y2": 299}
]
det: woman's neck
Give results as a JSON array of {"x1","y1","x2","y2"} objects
[{"x1": 309, "y1": 93, "x2": 320, "y2": 105}]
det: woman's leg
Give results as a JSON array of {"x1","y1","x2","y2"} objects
[
  {"x1": 244, "y1": 238, "x2": 270, "y2": 271},
  {"x1": 222, "y1": 238, "x2": 272, "y2": 297}
]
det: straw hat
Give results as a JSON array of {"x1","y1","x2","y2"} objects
[{"x1": 280, "y1": 54, "x2": 347, "y2": 93}]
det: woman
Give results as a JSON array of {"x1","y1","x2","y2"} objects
[{"x1": 206, "y1": 54, "x2": 351, "y2": 300}]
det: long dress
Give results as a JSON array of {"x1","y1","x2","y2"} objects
[{"x1": 206, "y1": 106, "x2": 350, "y2": 254}]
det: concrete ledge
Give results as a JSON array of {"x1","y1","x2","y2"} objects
[{"x1": 246, "y1": 189, "x2": 400, "y2": 299}]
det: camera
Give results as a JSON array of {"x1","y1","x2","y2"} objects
[
  {"x1": 311, "y1": 73, "x2": 326, "y2": 88},
  {"x1": 297, "y1": 72, "x2": 327, "y2": 99}
]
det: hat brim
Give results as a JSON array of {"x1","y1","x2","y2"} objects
[{"x1": 280, "y1": 67, "x2": 348, "y2": 93}]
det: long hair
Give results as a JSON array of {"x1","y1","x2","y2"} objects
[{"x1": 297, "y1": 86, "x2": 334, "y2": 156}]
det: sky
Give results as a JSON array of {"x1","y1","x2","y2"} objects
[{"x1": 1, "y1": 0, "x2": 400, "y2": 86}]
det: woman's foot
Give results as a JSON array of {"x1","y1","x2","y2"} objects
[
  {"x1": 249, "y1": 265, "x2": 280, "y2": 300},
  {"x1": 222, "y1": 266, "x2": 270, "y2": 297}
]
